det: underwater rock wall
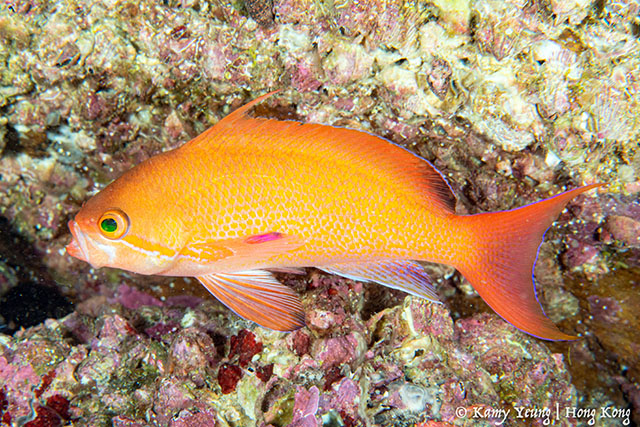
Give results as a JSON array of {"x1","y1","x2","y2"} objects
[
  {"x1": 0, "y1": 0, "x2": 638, "y2": 425},
  {"x1": 1, "y1": 281, "x2": 580, "y2": 426}
]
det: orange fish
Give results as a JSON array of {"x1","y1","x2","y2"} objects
[{"x1": 66, "y1": 91, "x2": 602, "y2": 340}]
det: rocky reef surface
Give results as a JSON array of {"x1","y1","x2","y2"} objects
[
  {"x1": 0, "y1": 279, "x2": 582, "y2": 426},
  {"x1": 0, "y1": 0, "x2": 638, "y2": 425}
]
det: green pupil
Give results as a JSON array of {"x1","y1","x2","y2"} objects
[{"x1": 101, "y1": 218, "x2": 118, "y2": 233}]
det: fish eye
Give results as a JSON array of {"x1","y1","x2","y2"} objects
[{"x1": 98, "y1": 209, "x2": 130, "y2": 240}]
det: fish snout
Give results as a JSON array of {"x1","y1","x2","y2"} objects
[{"x1": 66, "y1": 220, "x2": 89, "y2": 262}]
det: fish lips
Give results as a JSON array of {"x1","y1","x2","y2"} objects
[{"x1": 66, "y1": 220, "x2": 90, "y2": 263}]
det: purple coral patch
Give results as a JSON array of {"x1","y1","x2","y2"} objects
[
  {"x1": 291, "y1": 386, "x2": 320, "y2": 427},
  {"x1": 115, "y1": 285, "x2": 163, "y2": 310}
]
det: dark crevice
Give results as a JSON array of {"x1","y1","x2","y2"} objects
[{"x1": 0, "y1": 216, "x2": 73, "y2": 333}]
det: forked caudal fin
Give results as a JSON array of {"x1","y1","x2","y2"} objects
[{"x1": 454, "y1": 184, "x2": 604, "y2": 340}]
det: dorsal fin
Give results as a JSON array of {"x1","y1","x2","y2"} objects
[
  {"x1": 182, "y1": 90, "x2": 281, "y2": 149},
  {"x1": 184, "y1": 91, "x2": 456, "y2": 214},
  {"x1": 216, "y1": 90, "x2": 281, "y2": 127}
]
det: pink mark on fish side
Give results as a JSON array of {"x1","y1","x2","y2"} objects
[{"x1": 245, "y1": 232, "x2": 284, "y2": 244}]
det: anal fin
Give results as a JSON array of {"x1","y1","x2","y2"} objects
[
  {"x1": 197, "y1": 270, "x2": 306, "y2": 331},
  {"x1": 319, "y1": 260, "x2": 439, "y2": 302}
]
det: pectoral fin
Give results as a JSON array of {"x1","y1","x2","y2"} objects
[
  {"x1": 319, "y1": 260, "x2": 439, "y2": 302},
  {"x1": 181, "y1": 232, "x2": 305, "y2": 265},
  {"x1": 179, "y1": 241, "x2": 234, "y2": 263},
  {"x1": 197, "y1": 270, "x2": 306, "y2": 331}
]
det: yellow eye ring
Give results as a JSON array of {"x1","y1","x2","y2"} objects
[{"x1": 98, "y1": 209, "x2": 130, "y2": 240}]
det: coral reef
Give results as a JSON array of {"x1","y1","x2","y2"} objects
[
  {"x1": 0, "y1": 0, "x2": 638, "y2": 425},
  {"x1": 0, "y1": 282, "x2": 583, "y2": 426}
]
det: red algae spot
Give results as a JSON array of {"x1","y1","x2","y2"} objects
[
  {"x1": 35, "y1": 369, "x2": 56, "y2": 398},
  {"x1": 0, "y1": 388, "x2": 7, "y2": 413},
  {"x1": 0, "y1": 388, "x2": 9, "y2": 426},
  {"x1": 339, "y1": 410, "x2": 360, "y2": 427},
  {"x1": 229, "y1": 329, "x2": 263, "y2": 367},
  {"x1": 323, "y1": 366, "x2": 344, "y2": 391},
  {"x1": 218, "y1": 363, "x2": 242, "y2": 394},
  {"x1": 288, "y1": 330, "x2": 311, "y2": 357},
  {"x1": 256, "y1": 363, "x2": 274, "y2": 382},
  {"x1": 24, "y1": 405, "x2": 62, "y2": 427},
  {"x1": 46, "y1": 395, "x2": 71, "y2": 420}
]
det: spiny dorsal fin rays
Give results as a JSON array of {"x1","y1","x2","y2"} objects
[
  {"x1": 216, "y1": 90, "x2": 282, "y2": 128},
  {"x1": 180, "y1": 90, "x2": 282, "y2": 153}
]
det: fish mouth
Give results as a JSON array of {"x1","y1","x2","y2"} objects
[{"x1": 66, "y1": 220, "x2": 90, "y2": 262}]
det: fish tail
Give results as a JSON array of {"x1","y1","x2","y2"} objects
[{"x1": 453, "y1": 184, "x2": 604, "y2": 340}]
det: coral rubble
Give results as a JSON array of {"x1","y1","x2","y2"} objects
[{"x1": 0, "y1": 284, "x2": 580, "y2": 426}]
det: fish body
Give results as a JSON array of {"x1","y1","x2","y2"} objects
[{"x1": 67, "y1": 92, "x2": 602, "y2": 339}]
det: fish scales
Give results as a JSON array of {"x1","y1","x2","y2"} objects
[{"x1": 175, "y1": 121, "x2": 443, "y2": 267}]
